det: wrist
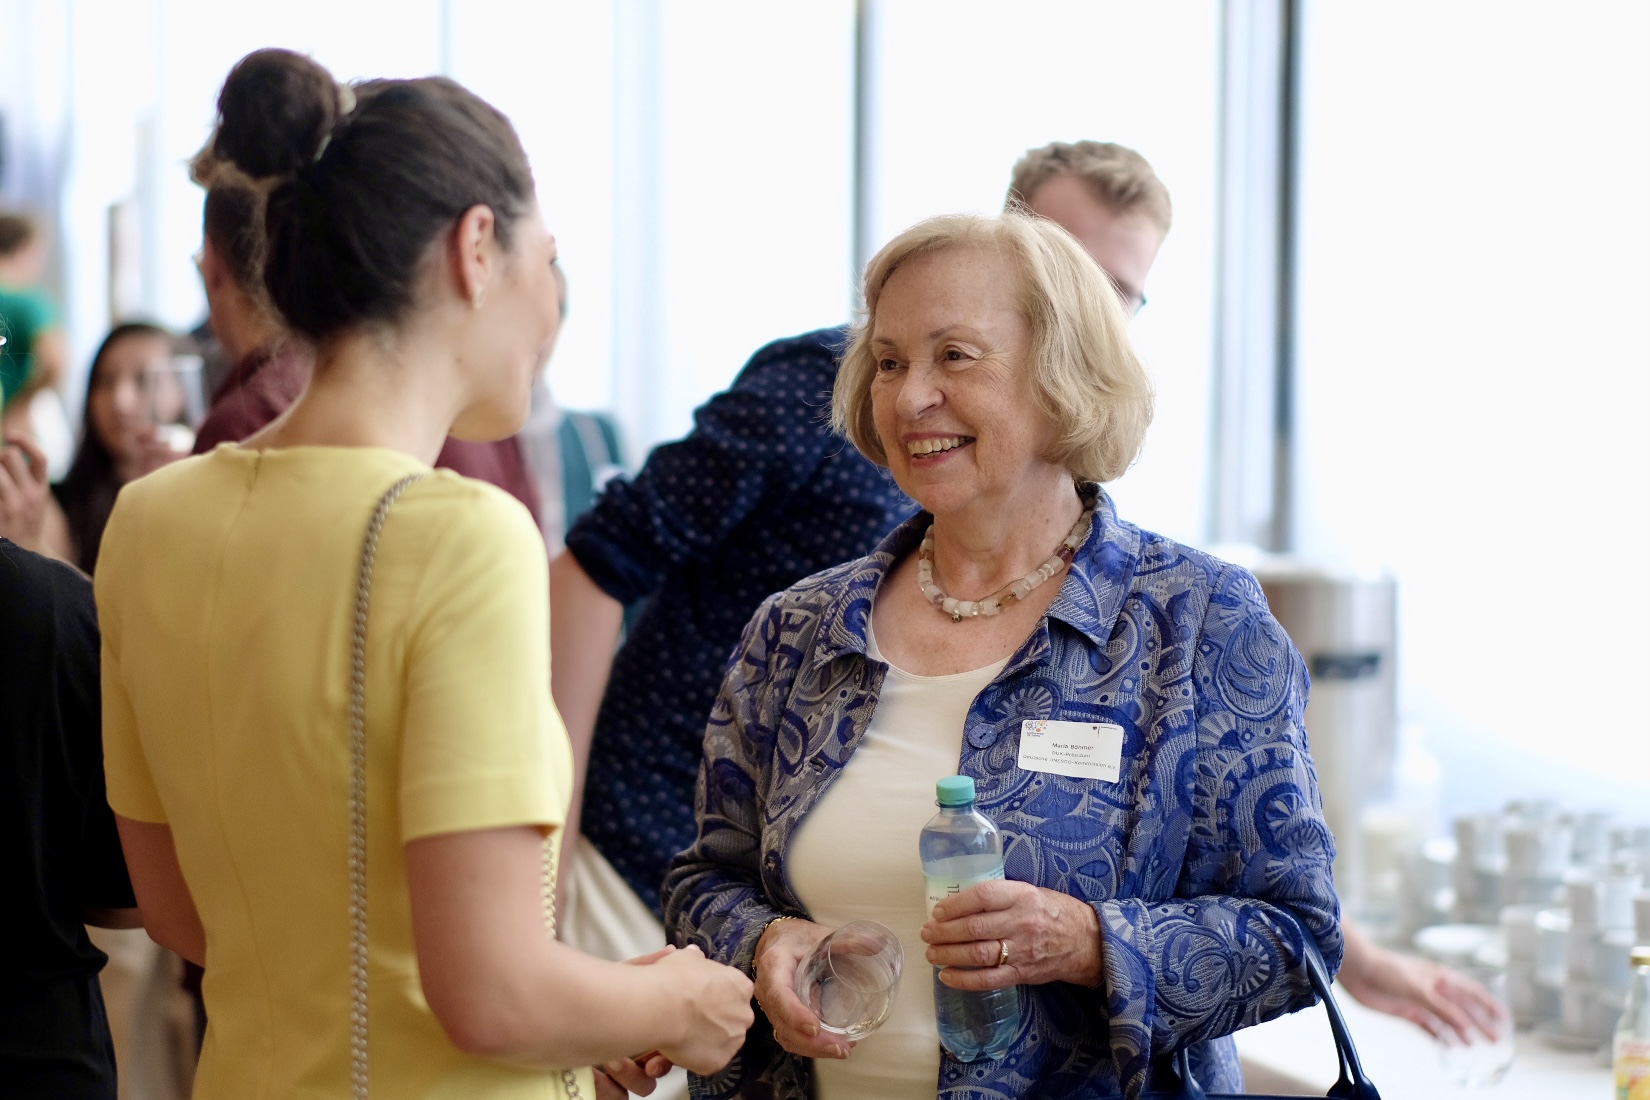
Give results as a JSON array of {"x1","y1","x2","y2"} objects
[
  {"x1": 754, "y1": 913, "x2": 804, "y2": 975},
  {"x1": 1080, "y1": 900, "x2": 1104, "y2": 988},
  {"x1": 1335, "y1": 940, "x2": 1372, "y2": 988},
  {"x1": 638, "y1": 962, "x2": 694, "y2": 1050}
]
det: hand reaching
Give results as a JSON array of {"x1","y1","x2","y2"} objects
[
  {"x1": 1338, "y1": 923, "x2": 1506, "y2": 1043},
  {"x1": 595, "y1": 1056, "x2": 667, "y2": 1098},
  {"x1": 650, "y1": 945, "x2": 753, "y2": 1076}
]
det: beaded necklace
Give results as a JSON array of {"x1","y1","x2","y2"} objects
[{"x1": 916, "y1": 491, "x2": 1097, "y2": 622}]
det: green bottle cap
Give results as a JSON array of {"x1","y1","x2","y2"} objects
[{"x1": 936, "y1": 775, "x2": 976, "y2": 806}]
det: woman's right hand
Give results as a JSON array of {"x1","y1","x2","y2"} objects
[
  {"x1": 0, "y1": 434, "x2": 49, "y2": 550},
  {"x1": 650, "y1": 945, "x2": 754, "y2": 1076},
  {"x1": 752, "y1": 917, "x2": 853, "y2": 1060}
]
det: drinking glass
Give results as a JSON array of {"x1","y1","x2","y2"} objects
[
  {"x1": 1438, "y1": 965, "x2": 1516, "y2": 1088},
  {"x1": 144, "y1": 354, "x2": 207, "y2": 454},
  {"x1": 792, "y1": 920, "x2": 903, "y2": 1041}
]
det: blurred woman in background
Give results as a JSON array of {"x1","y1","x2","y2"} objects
[{"x1": 52, "y1": 323, "x2": 185, "y2": 574}]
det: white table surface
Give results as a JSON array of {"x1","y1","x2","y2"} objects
[{"x1": 1233, "y1": 981, "x2": 1611, "y2": 1098}]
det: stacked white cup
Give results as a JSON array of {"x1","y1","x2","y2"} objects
[
  {"x1": 1555, "y1": 860, "x2": 1644, "y2": 1048},
  {"x1": 1501, "y1": 903, "x2": 1546, "y2": 1027}
]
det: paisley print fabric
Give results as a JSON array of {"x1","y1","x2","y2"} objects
[{"x1": 663, "y1": 489, "x2": 1342, "y2": 1100}]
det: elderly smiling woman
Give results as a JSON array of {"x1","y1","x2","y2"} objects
[{"x1": 663, "y1": 212, "x2": 1341, "y2": 1100}]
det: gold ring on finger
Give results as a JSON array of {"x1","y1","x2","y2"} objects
[{"x1": 997, "y1": 939, "x2": 1010, "y2": 968}]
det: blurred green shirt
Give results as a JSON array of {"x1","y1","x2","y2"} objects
[{"x1": 0, "y1": 286, "x2": 58, "y2": 408}]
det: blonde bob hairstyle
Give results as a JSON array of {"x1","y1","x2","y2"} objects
[{"x1": 833, "y1": 211, "x2": 1154, "y2": 484}]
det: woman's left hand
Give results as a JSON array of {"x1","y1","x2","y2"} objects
[
  {"x1": 595, "y1": 1055, "x2": 670, "y2": 1098},
  {"x1": 593, "y1": 1068, "x2": 632, "y2": 1099},
  {"x1": 921, "y1": 879, "x2": 1103, "y2": 991}
]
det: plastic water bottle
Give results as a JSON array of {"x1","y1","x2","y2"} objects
[
  {"x1": 919, "y1": 774, "x2": 1022, "y2": 1062},
  {"x1": 1615, "y1": 945, "x2": 1650, "y2": 1099}
]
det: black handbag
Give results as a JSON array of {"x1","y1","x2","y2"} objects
[{"x1": 1146, "y1": 929, "x2": 1382, "y2": 1100}]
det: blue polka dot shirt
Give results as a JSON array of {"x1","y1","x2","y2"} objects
[{"x1": 565, "y1": 327, "x2": 916, "y2": 912}]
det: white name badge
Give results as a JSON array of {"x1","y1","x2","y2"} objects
[{"x1": 1017, "y1": 720, "x2": 1124, "y2": 782}]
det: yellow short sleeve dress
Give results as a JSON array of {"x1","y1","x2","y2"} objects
[{"x1": 95, "y1": 445, "x2": 596, "y2": 1099}]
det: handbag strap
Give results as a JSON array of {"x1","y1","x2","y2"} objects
[
  {"x1": 1165, "y1": 927, "x2": 1381, "y2": 1099},
  {"x1": 348, "y1": 472, "x2": 585, "y2": 1100}
]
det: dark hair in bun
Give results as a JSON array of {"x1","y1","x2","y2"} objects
[
  {"x1": 210, "y1": 48, "x2": 535, "y2": 342},
  {"x1": 211, "y1": 49, "x2": 347, "y2": 179}
]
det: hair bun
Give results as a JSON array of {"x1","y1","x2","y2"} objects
[{"x1": 212, "y1": 49, "x2": 344, "y2": 181}]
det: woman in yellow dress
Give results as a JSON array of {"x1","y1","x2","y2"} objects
[{"x1": 95, "y1": 49, "x2": 752, "y2": 1099}]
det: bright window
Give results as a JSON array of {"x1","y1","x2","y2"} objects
[
  {"x1": 863, "y1": 0, "x2": 1220, "y2": 543},
  {"x1": 1294, "y1": 1, "x2": 1650, "y2": 809}
]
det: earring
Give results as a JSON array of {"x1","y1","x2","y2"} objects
[{"x1": 472, "y1": 286, "x2": 487, "y2": 310}]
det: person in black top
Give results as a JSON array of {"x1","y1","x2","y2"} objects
[
  {"x1": 0, "y1": 536, "x2": 140, "y2": 1097},
  {"x1": 552, "y1": 329, "x2": 914, "y2": 921}
]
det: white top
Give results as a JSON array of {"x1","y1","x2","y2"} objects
[{"x1": 787, "y1": 623, "x2": 1009, "y2": 1100}]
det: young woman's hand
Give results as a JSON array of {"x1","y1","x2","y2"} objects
[
  {"x1": 592, "y1": 1070, "x2": 629, "y2": 1099},
  {"x1": 751, "y1": 917, "x2": 854, "y2": 1060},
  {"x1": 650, "y1": 945, "x2": 753, "y2": 1075},
  {"x1": 600, "y1": 1048, "x2": 671, "y2": 1089},
  {"x1": 595, "y1": 1059, "x2": 660, "y2": 1098}
]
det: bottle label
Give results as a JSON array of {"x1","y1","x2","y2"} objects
[
  {"x1": 926, "y1": 865, "x2": 1005, "y2": 917},
  {"x1": 1617, "y1": 1037, "x2": 1650, "y2": 1099}
]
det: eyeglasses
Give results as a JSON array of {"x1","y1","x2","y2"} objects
[{"x1": 1102, "y1": 272, "x2": 1146, "y2": 317}]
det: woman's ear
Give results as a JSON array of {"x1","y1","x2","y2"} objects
[
  {"x1": 198, "y1": 238, "x2": 228, "y2": 295},
  {"x1": 450, "y1": 204, "x2": 498, "y2": 309}
]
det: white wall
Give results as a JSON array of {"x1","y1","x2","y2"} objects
[
  {"x1": 1295, "y1": 1, "x2": 1650, "y2": 802},
  {"x1": 447, "y1": 0, "x2": 618, "y2": 418},
  {"x1": 633, "y1": 0, "x2": 856, "y2": 446}
]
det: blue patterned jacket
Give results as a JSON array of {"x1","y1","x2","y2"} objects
[{"x1": 663, "y1": 490, "x2": 1342, "y2": 1099}]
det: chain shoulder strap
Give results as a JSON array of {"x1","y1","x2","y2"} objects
[
  {"x1": 348, "y1": 473, "x2": 424, "y2": 1099},
  {"x1": 347, "y1": 472, "x2": 584, "y2": 1100},
  {"x1": 541, "y1": 824, "x2": 586, "y2": 1098}
]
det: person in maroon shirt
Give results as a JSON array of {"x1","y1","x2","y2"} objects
[{"x1": 188, "y1": 147, "x2": 542, "y2": 522}]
